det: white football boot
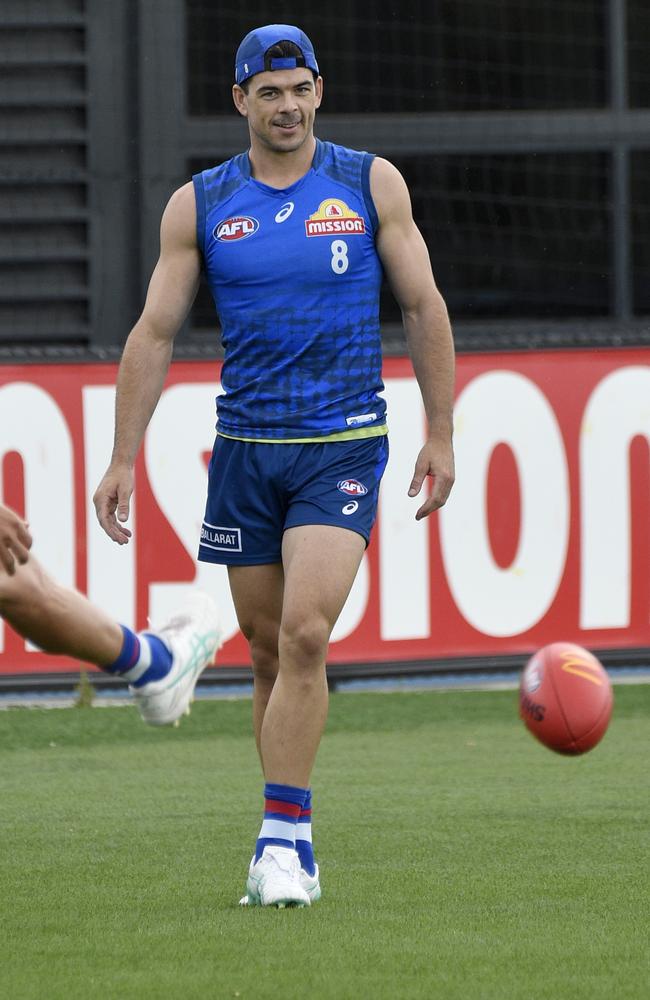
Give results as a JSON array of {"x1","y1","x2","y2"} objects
[
  {"x1": 243, "y1": 846, "x2": 310, "y2": 908},
  {"x1": 298, "y1": 863, "x2": 321, "y2": 903},
  {"x1": 130, "y1": 592, "x2": 222, "y2": 727},
  {"x1": 240, "y1": 857, "x2": 320, "y2": 906}
]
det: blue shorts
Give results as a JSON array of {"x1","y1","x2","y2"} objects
[{"x1": 198, "y1": 434, "x2": 389, "y2": 565}]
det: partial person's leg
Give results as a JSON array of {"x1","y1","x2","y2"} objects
[
  {"x1": 0, "y1": 551, "x2": 221, "y2": 726},
  {"x1": 228, "y1": 562, "x2": 284, "y2": 760},
  {"x1": 0, "y1": 555, "x2": 123, "y2": 663}
]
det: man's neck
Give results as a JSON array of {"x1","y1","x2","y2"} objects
[{"x1": 248, "y1": 136, "x2": 317, "y2": 189}]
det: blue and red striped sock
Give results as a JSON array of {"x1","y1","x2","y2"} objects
[
  {"x1": 296, "y1": 788, "x2": 315, "y2": 875},
  {"x1": 104, "y1": 626, "x2": 173, "y2": 688},
  {"x1": 255, "y1": 782, "x2": 308, "y2": 862}
]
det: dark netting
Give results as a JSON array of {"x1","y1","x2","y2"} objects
[
  {"x1": 188, "y1": 151, "x2": 611, "y2": 331},
  {"x1": 388, "y1": 152, "x2": 611, "y2": 320},
  {"x1": 186, "y1": 0, "x2": 607, "y2": 115},
  {"x1": 628, "y1": 1, "x2": 650, "y2": 109},
  {"x1": 631, "y1": 151, "x2": 650, "y2": 313},
  {"x1": 1, "y1": 1, "x2": 647, "y2": 355}
]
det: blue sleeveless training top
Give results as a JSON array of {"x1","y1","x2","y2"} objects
[{"x1": 192, "y1": 139, "x2": 386, "y2": 440}]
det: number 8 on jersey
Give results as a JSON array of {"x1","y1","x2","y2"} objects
[{"x1": 331, "y1": 239, "x2": 349, "y2": 274}]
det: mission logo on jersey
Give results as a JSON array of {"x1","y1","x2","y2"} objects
[
  {"x1": 305, "y1": 198, "x2": 366, "y2": 237},
  {"x1": 214, "y1": 216, "x2": 260, "y2": 242}
]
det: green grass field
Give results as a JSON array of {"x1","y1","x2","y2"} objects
[{"x1": 1, "y1": 685, "x2": 649, "y2": 1000}]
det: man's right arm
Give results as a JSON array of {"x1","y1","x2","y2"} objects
[{"x1": 94, "y1": 182, "x2": 201, "y2": 543}]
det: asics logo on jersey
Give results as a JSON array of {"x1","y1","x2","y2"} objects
[
  {"x1": 214, "y1": 216, "x2": 260, "y2": 242},
  {"x1": 337, "y1": 479, "x2": 368, "y2": 496},
  {"x1": 342, "y1": 501, "x2": 359, "y2": 515},
  {"x1": 275, "y1": 202, "x2": 294, "y2": 224}
]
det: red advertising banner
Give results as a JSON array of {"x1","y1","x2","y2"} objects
[{"x1": 1, "y1": 349, "x2": 649, "y2": 675}]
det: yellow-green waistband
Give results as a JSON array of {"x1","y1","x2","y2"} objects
[{"x1": 216, "y1": 424, "x2": 388, "y2": 444}]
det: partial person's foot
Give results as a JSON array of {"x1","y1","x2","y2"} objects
[
  {"x1": 131, "y1": 592, "x2": 222, "y2": 726},
  {"x1": 239, "y1": 858, "x2": 320, "y2": 906},
  {"x1": 242, "y1": 846, "x2": 310, "y2": 908}
]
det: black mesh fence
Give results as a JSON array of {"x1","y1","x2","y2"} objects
[
  {"x1": 632, "y1": 151, "x2": 650, "y2": 314},
  {"x1": 189, "y1": 148, "x2": 611, "y2": 330},
  {"x1": 1, "y1": 1, "x2": 649, "y2": 352},
  {"x1": 629, "y1": 0, "x2": 650, "y2": 108},
  {"x1": 186, "y1": 0, "x2": 607, "y2": 115}
]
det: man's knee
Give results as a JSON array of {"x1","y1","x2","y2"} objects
[
  {"x1": 250, "y1": 639, "x2": 279, "y2": 684},
  {"x1": 239, "y1": 618, "x2": 280, "y2": 683},
  {"x1": 279, "y1": 615, "x2": 331, "y2": 665},
  {"x1": 0, "y1": 560, "x2": 41, "y2": 614}
]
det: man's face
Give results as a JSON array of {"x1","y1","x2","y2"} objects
[{"x1": 233, "y1": 68, "x2": 323, "y2": 154}]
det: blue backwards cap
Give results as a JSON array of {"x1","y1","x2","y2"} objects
[{"x1": 235, "y1": 24, "x2": 319, "y2": 86}]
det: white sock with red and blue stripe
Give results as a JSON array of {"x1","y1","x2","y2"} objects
[
  {"x1": 104, "y1": 626, "x2": 173, "y2": 687},
  {"x1": 255, "y1": 782, "x2": 307, "y2": 862},
  {"x1": 296, "y1": 788, "x2": 316, "y2": 875}
]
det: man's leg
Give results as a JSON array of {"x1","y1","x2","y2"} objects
[
  {"x1": 237, "y1": 525, "x2": 365, "y2": 906},
  {"x1": 230, "y1": 561, "x2": 323, "y2": 906},
  {"x1": 0, "y1": 555, "x2": 123, "y2": 664},
  {"x1": 0, "y1": 549, "x2": 221, "y2": 726},
  {"x1": 228, "y1": 562, "x2": 284, "y2": 760},
  {"x1": 261, "y1": 524, "x2": 365, "y2": 787}
]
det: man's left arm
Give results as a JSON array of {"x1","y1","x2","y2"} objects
[{"x1": 371, "y1": 157, "x2": 455, "y2": 519}]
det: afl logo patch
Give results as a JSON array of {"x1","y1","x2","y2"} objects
[
  {"x1": 214, "y1": 216, "x2": 259, "y2": 242},
  {"x1": 337, "y1": 479, "x2": 368, "y2": 497}
]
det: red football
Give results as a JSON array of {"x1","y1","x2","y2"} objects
[{"x1": 519, "y1": 642, "x2": 613, "y2": 755}]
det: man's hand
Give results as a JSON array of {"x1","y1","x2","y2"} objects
[
  {"x1": 93, "y1": 464, "x2": 135, "y2": 544},
  {"x1": 0, "y1": 503, "x2": 33, "y2": 574},
  {"x1": 408, "y1": 435, "x2": 455, "y2": 520}
]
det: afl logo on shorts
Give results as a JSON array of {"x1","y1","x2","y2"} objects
[
  {"x1": 214, "y1": 216, "x2": 259, "y2": 242},
  {"x1": 337, "y1": 479, "x2": 368, "y2": 497}
]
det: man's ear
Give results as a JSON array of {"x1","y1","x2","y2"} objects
[
  {"x1": 232, "y1": 84, "x2": 248, "y2": 117},
  {"x1": 314, "y1": 76, "x2": 323, "y2": 110}
]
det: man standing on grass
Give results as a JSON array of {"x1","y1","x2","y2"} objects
[{"x1": 94, "y1": 24, "x2": 455, "y2": 907}]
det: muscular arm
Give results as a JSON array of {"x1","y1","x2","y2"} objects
[
  {"x1": 94, "y1": 182, "x2": 201, "y2": 542},
  {"x1": 371, "y1": 157, "x2": 455, "y2": 518}
]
